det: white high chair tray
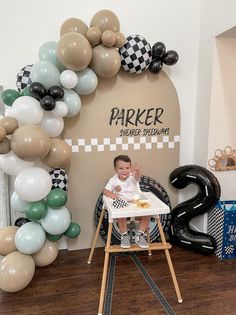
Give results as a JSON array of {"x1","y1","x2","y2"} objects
[{"x1": 103, "y1": 192, "x2": 170, "y2": 222}]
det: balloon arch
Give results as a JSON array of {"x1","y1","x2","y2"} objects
[{"x1": 0, "y1": 9, "x2": 178, "y2": 292}]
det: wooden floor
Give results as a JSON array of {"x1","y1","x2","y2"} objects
[{"x1": 0, "y1": 246, "x2": 235, "y2": 315}]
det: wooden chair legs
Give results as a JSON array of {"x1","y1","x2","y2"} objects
[
  {"x1": 87, "y1": 207, "x2": 106, "y2": 264},
  {"x1": 98, "y1": 222, "x2": 113, "y2": 315},
  {"x1": 156, "y1": 216, "x2": 183, "y2": 303}
]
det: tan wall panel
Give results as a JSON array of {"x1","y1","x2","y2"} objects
[{"x1": 63, "y1": 70, "x2": 180, "y2": 250}]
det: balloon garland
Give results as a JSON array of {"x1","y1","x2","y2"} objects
[{"x1": 0, "y1": 9, "x2": 179, "y2": 292}]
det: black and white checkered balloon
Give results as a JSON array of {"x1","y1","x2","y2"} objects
[
  {"x1": 49, "y1": 168, "x2": 68, "y2": 191},
  {"x1": 16, "y1": 64, "x2": 33, "y2": 92},
  {"x1": 119, "y1": 35, "x2": 152, "y2": 74}
]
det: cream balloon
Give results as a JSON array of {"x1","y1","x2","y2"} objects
[
  {"x1": 0, "y1": 116, "x2": 18, "y2": 134},
  {"x1": 90, "y1": 45, "x2": 121, "y2": 78},
  {"x1": 32, "y1": 240, "x2": 59, "y2": 267},
  {"x1": 14, "y1": 167, "x2": 52, "y2": 202},
  {"x1": 60, "y1": 17, "x2": 88, "y2": 37},
  {"x1": 90, "y1": 9, "x2": 120, "y2": 33},
  {"x1": 0, "y1": 251, "x2": 35, "y2": 292},
  {"x1": 0, "y1": 226, "x2": 18, "y2": 256},
  {"x1": 12, "y1": 96, "x2": 43, "y2": 125},
  {"x1": 10, "y1": 125, "x2": 51, "y2": 160},
  {"x1": 42, "y1": 138, "x2": 72, "y2": 168},
  {"x1": 0, "y1": 151, "x2": 35, "y2": 176}
]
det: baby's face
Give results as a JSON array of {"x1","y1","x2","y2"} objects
[{"x1": 115, "y1": 160, "x2": 131, "y2": 181}]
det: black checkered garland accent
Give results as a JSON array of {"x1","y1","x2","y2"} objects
[
  {"x1": 16, "y1": 64, "x2": 33, "y2": 92},
  {"x1": 49, "y1": 168, "x2": 68, "y2": 191},
  {"x1": 112, "y1": 198, "x2": 129, "y2": 209},
  {"x1": 119, "y1": 35, "x2": 152, "y2": 74}
]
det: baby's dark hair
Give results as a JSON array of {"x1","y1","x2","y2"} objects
[{"x1": 113, "y1": 155, "x2": 131, "y2": 168}]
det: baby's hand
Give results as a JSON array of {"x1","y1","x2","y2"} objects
[{"x1": 133, "y1": 163, "x2": 142, "y2": 180}]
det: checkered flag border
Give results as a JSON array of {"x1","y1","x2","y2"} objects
[
  {"x1": 119, "y1": 35, "x2": 152, "y2": 74},
  {"x1": 65, "y1": 135, "x2": 180, "y2": 153}
]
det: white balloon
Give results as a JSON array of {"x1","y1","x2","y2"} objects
[
  {"x1": 60, "y1": 70, "x2": 78, "y2": 89},
  {"x1": 63, "y1": 89, "x2": 81, "y2": 117},
  {"x1": 51, "y1": 101, "x2": 68, "y2": 117},
  {"x1": 39, "y1": 112, "x2": 64, "y2": 137},
  {"x1": 11, "y1": 192, "x2": 30, "y2": 213},
  {"x1": 0, "y1": 151, "x2": 34, "y2": 176},
  {"x1": 14, "y1": 167, "x2": 52, "y2": 202},
  {"x1": 4, "y1": 106, "x2": 15, "y2": 118},
  {"x1": 41, "y1": 206, "x2": 71, "y2": 235},
  {"x1": 12, "y1": 96, "x2": 43, "y2": 124},
  {"x1": 15, "y1": 222, "x2": 46, "y2": 254},
  {"x1": 74, "y1": 68, "x2": 98, "y2": 95}
]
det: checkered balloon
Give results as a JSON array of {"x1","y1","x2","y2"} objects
[
  {"x1": 16, "y1": 64, "x2": 33, "y2": 92},
  {"x1": 119, "y1": 35, "x2": 152, "y2": 74},
  {"x1": 49, "y1": 168, "x2": 68, "y2": 191}
]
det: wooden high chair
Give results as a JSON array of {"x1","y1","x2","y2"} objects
[{"x1": 87, "y1": 192, "x2": 183, "y2": 315}]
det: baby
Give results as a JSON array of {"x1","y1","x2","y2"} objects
[{"x1": 103, "y1": 155, "x2": 149, "y2": 249}]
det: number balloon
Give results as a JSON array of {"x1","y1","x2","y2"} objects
[{"x1": 169, "y1": 165, "x2": 221, "y2": 254}]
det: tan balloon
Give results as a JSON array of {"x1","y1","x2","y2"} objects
[
  {"x1": 10, "y1": 125, "x2": 51, "y2": 159},
  {"x1": 86, "y1": 27, "x2": 102, "y2": 47},
  {"x1": 0, "y1": 251, "x2": 35, "y2": 292},
  {"x1": 42, "y1": 138, "x2": 72, "y2": 168},
  {"x1": 0, "y1": 126, "x2": 6, "y2": 141},
  {"x1": 60, "y1": 17, "x2": 88, "y2": 37},
  {"x1": 0, "y1": 137, "x2": 11, "y2": 154},
  {"x1": 90, "y1": 9, "x2": 120, "y2": 33},
  {"x1": 0, "y1": 226, "x2": 18, "y2": 256},
  {"x1": 32, "y1": 240, "x2": 59, "y2": 267},
  {"x1": 57, "y1": 33, "x2": 92, "y2": 71},
  {"x1": 0, "y1": 117, "x2": 18, "y2": 135},
  {"x1": 101, "y1": 30, "x2": 116, "y2": 48},
  {"x1": 90, "y1": 45, "x2": 121, "y2": 78},
  {"x1": 114, "y1": 32, "x2": 126, "y2": 48}
]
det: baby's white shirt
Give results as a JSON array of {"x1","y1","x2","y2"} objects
[{"x1": 105, "y1": 174, "x2": 141, "y2": 201}]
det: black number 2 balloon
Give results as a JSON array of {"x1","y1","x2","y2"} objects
[{"x1": 169, "y1": 165, "x2": 221, "y2": 254}]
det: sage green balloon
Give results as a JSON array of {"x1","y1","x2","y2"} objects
[
  {"x1": 39, "y1": 41, "x2": 58, "y2": 66},
  {"x1": 25, "y1": 200, "x2": 48, "y2": 221},
  {"x1": 64, "y1": 222, "x2": 81, "y2": 238},
  {"x1": 46, "y1": 188, "x2": 67, "y2": 208},
  {"x1": 46, "y1": 232, "x2": 63, "y2": 242},
  {"x1": 30, "y1": 60, "x2": 60, "y2": 90},
  {"x1": 21, "y1": 86, "x2": 31, "y2": 96},
  {"x1": 2, "y1": 89, "x2": 21, "y2": 106}
]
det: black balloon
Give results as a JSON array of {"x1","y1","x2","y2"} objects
[
  {"x1": 29, "y1": 82, "x2": 46, "y2": 100},
  {"x1": 48, "y1": 86, "x2": 64, "y2": 100},
  {"x1": 149, "y1": 60, "x2": 163, "y2": 74},
  {"x1": 169, "y1": 165, "x2": 221, "y2": 255},
  {"x1": 40, "y1": 95, "x2": 56, "y2": 111},
  {"x1": 15, "y1": 217, "x2": 31, "y2": 227},
  {"x1": 152, "y1": 42, "x2": 166, "y2": 60},
  {"x1": 162, "y1": 50, "x2": 179, "y2": 66}
]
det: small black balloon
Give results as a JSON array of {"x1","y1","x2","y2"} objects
[
  {"x1": 40, "y1": 95, "x2": 56, "y2": 111},
  {"x1": 152, "y1": 42, "x2": 166, "y2": 60},
  {"x1": 162, "y1": 50, "x2": 179, "y2": 66},
  {"x1": 48, "y1": 86, "x2": 64, "y2": 100},
  {"x1": 149, "y1": 60, "x2": 163, "y2": 74},
  {"x1": 29, "y1": 82, "x2": 46, "y2": 100},
  {"x1": 15, "y1": 217, "x2": 30, "y2": 227}
]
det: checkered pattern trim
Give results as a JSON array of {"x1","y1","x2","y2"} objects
[
  {"x1": 207, "y1": 206, "x2": 224, "y2": 259},
  {"x1": 16, "y1": 64, "x2": 33, "y2": 92},
  {"x1": 113, "y1": 198, "x2": 129, "y2": 209},
  {"x1": 119, "y1": 35, "x2": 152, "y2": 74},
  {"x1": 65, "y1": 135, "x2": 180, "y2": 153}
]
